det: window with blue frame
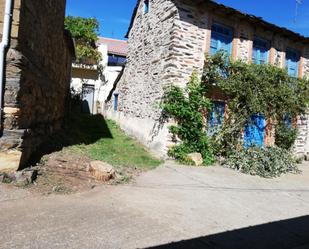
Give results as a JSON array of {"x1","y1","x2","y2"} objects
[
  {"x1": 207, "y1": 101, "x2": 225, "y2": 135},
  {"x1": 285, "y1": 48, "x2": 300, "y2": 77},
  {"x1": 144, "y1": 0, "x2": 149, "y2": 14},
  {"x1": 252, "y1": 37, "x2": 270, "y2": 65},
  {"x1": 114, "y1": 93, "x2": 119, "y2": 111},
  {"x1": 108, "y1": 54, "x2": 126, "y2": 66},
  {"x1": 210, "y1": 22, "x2": 233, "y2": 56}
]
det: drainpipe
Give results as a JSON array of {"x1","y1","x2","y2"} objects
[{"x1": 0, "y1": 0, "x2": 14, "y2": 129}]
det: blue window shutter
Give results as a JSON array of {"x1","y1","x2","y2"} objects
[
  {"x1": 252, "y1": 48, "x2": 257, "y2": 64},
  {"x1": 286, "y1": 49, "x2": 299, "y2": 77},
  {"x1": 252, "y1": 37, "x2": 269, "y2": 65},
  {"x1": 210, "y1": 23, "x2": 233, "y2": 56},
  {"x1": 210, "y1": 36, "x2": 219, "y2": 55}
]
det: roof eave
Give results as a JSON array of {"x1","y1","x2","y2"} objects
[{"x1": 126, "y1": 0, "x2": 309, "y2": 43}]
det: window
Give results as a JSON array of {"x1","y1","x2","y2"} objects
[
  {"x1": 208, "y1": 101, "x2": 225, "y2": 135},
  {"x1": 144, "y1": 0, "x2": 149, "y2": 14},
  {"x1": 252, "y1": 37, "x2": 270, "y2": 65},
  {"x1": 210, "y1": 22, "x2": 233, "y2": 56},
  {"x1": 244, "y1": 115, "x2": 266, "y2": 148},
  {"x1": 283, "y1": 115, "x2": 293, "y2": 129},
  {"x1": 285, "y1": 48, "x2": 300, "y2": 77},
  {"x1": 114, "y1": 93, "x2": 119, "y2": 111},
  {"x1": 108, "y1": 54, "x2": 126, "y2": 66}
]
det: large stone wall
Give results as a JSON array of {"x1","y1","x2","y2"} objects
[
  {"x1": 106, "y1": 0, "x2": 179, "y2": 155},
  {"x1": 0, "y1": 0, "x2": 73, "y2": 170},
  {"x1": 108, "y1": 0, "x2": 309, "y2": 157}
]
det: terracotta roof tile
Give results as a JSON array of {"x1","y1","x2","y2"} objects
[{"x1": 98, "y1": 37, "x2": 128, "y2": 56}]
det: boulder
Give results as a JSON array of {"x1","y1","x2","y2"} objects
[
  {"x1": 14, "y1": 169, "x2": 38, "y2": 186},
  {"x1": 187, "y1": 153, "x2": 203, "y2": 166},
  {"x1": 88, "y1": 161, "x2": 116, "y2": 182}
]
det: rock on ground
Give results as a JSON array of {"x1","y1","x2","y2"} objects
[
  {"x1": 89, "y1": 161, "x2": 116, "y2": 182},
  {"x1": 187, "y1": 152, "x2": 203, "y2": 166}
]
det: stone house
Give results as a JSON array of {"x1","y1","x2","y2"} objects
[
  {"x1": 0, "y1": 0, "x2": 75, "y2": 170},
  {"x1": 105, "y1": 0, "x2": 309, "y2": 158},
  {"x1": 71, "y1": 37, "x2": 127, "y2": 114}
]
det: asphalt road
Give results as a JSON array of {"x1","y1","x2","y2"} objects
[{"x1": 1, "y1": 162, "x2": 309, "y2": 249}]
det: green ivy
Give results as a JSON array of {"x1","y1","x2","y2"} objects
[
  {"x1": 162, "y1": 51, "x2": 309, "y2": 176},
  {"x1": 206, "y1": 52, "x2": 309, "y2": 155},
  {"x1": 162, "y1": 72, "x2": 214, "y2": 165}
]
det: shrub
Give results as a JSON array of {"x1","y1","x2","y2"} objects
[
  {"x1": 223, "y1": 146, "x2": 300, "y2": 178},
  {"x1": 162, "y1": 72, "x2": 215, "y2": 165},
  {"x1": 275, "y1": 123, "x2": 298, "y2": 150}
]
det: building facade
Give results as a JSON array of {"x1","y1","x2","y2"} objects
[
  {"x1": 106, "y1": 0, "x2": 309, "y2": 158},
  {"x1": 0, "y1": 0, "x2": 75, "y2": 170},
  {"x1": 71, "y1": 37, "x2": 127, "y2": 114}
]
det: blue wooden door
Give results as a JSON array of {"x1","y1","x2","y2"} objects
[{"x1": 244, "y1": 115, "x2": 266, "y2": 148}]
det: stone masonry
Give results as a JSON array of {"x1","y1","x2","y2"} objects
[
  {"x1": 0, "y1": 0, "x2": 74, "y2": 170},
  {"x1": 106, "y1": 0, "x2": 309, "y2": 157}
]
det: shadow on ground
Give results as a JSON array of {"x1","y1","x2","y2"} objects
[
  {"x1": 28, "y1": 111, "x2": 113, "y2": 166},
  {"x1": 145, "y1": 215, "x2": 309, "y2": 249}
]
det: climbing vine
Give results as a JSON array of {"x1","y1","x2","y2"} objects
[
  {"x1": 163, "y1": 51, "x2": 309, "y2": 176},
  {"x1": 162, "y1": 72, "x2": 214, "y2": 165},
  {"x1": 207, "y1": 52, "x2": 309, "y2": 155}
]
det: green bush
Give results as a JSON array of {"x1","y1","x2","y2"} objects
[
  {"x1": 223, "y1": 146, "x2": 300, "y2": 178},
  {"x1": 275, "y1": 123, "x2": 298, "y2": 150},
  {"x1": 162, "y1": 72, "x2": 214, "y2": 165}
]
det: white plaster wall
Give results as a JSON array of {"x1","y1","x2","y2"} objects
[
  {"x1": 71, "y1": 43, "x2": 124, "y2": 114},
  {"x1": 105, "y1": 108, "x2": 169, "y2": 158}
]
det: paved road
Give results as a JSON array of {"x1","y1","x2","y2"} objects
[{"x1": 1, "y1": 162, "x2": 309, "y2": 249}]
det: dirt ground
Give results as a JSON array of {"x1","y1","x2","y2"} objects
[{"x1": 6, "y1": 150, "x2": 142, "y2": 196}]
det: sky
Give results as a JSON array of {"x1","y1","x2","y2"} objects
[{"x1": 66, "y1": 0, "x2": 309, "y2": 40}]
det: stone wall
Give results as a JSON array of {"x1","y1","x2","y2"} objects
[
  {"x1": 108, "y1": 0, "x2": 309, "y2": 157},
  {"x1": 106, "y1": 0, "x2": 179, "y2": 155},
  {"x1": 0, "y1": 0, "x2": 73, "y2": 170}
]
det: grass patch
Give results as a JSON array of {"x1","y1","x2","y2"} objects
[
  {"x1": 44, "y1": 112, "x2": 163, "y2": 171},
  {"x1": 69, "y1": 118, "x2": 163, "y2": 170}
]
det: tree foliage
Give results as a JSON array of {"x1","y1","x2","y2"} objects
[{"x1": 65, "y1": 16, "x2": 102, "y2": 64}]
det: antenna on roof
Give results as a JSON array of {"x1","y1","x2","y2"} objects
[{"x1": 294, "y1": 0, "x2": 302, "y2": 23}]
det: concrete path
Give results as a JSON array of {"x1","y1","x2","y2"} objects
[{"x1": 1, "y1": 162, "x2": 309, "y2": 249}]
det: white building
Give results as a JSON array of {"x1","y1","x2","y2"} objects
[{"x1": 71, "y1": 37, "x2": 127, "y2": 114}]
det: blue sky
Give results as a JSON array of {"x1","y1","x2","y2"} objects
[{"x1": 66, "y1": 0, "x2": 309, "y2": 40}]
